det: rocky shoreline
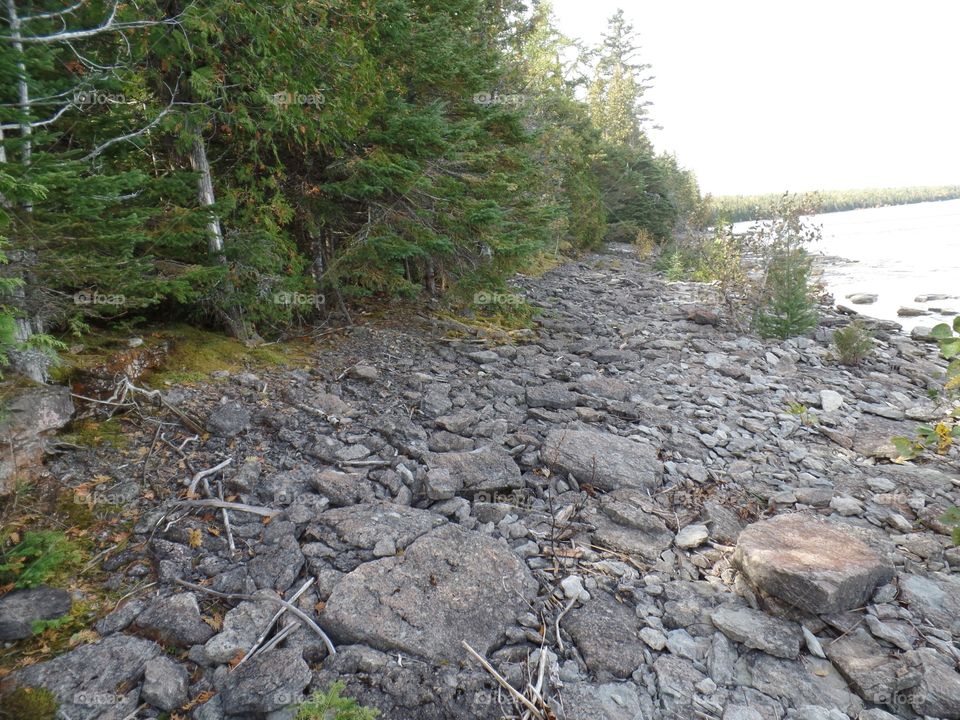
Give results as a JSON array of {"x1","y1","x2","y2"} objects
[{"x1": 2, "y1": 243, "x2": 959, "y2": 720}]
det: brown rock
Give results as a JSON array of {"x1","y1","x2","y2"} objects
[{"x1": 732, "y1": 513, "x2": 895, "y2": 614}]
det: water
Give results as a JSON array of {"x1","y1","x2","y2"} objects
[{"x1": 741, "y1": 199, "x2": 960, "y2": 333}]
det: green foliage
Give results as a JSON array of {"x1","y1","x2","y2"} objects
[
  {"x1": 712, "y1": 185, "x2": 960, "y2": 223},
  {"x1": 295, "y1": 683, "x2": 379, "y2": 720},
  {"x1": 940, "y1": 507, "x2": 960, "y2": 546},
  {"x1": 0, "y1": 687, "x2": 59, "y2": 720},
  {"x1": 753, "y1": 247, "x2": 818, "y2": 340},
  {"x1": 832, "y1": 322, "x2": 874, "y2": 365},
  {"x1": 0, "y1": 531, "x2": 82, "y2": 589}
]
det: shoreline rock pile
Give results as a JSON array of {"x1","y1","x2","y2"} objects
[{"x1": 2, "y1": 244, "x2": 959, "y2": 720}]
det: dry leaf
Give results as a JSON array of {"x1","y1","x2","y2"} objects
[
  {"x1": 227, "y1": 649, "x2": 246, "y2": 668},
  {"x1": 188, "y1": 529, "x2": 203, "y2": 549}
]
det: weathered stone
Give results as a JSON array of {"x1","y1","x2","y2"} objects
[
  {"x1": 0, "y1": 385, "x2": 74, "y2": 495},
  {"x1": 711, "y1": 605, "x2": 801, "y2": 659},
  {"x1": 819, "y1": 389, "x2": 843, "y2": 413},
  {"x1": 0, "y1": 586, "x2": 71, "y2": 640},
  {"x1": 824, "y1": 630, "x2": 921, "y2": 705},
  {"x1": 735, "y1": 652, "x2": 863, "y2": 717},
  {"x1": 248, "y1": 530, "x2": 304, "y2": 592},
  {"x1": 141, "y1": 655, "x2": 189, "y2": 711},
  {"x1": 309, "y1": 469, "x2": 376, "y2": 507},
  {"x1": 321, "y1": 524, "x2": 536, "y2": 662},
  {"x1": 526, "y1": 383, "x2": 579, "y2": 409},
  {"x1": 909, "y1": 647, "x2": 960, "y2": 719},
  {"x1": 205, "y1": 401, "x2": 250, "y2": 437},
  {"x1": 676, "y1": 523, "x2": 709, "y2": 549},
  {"x1": 653, "y1": 655, "x2": 707, "y2": 718},
  {"x1": 203, "y1": 592, "x2": 278, "y2": 663},
  {"x1": 897, "y1": 571, "x2": 960, "y2": 635},
  {"x1": 305, "y1": 502, "x2": 445, "y2": 573},
  {"x1": 557, "y1": 682, "x2": 645, "y2": 720},
  {"x1": 591, "y1": 491, "x2": 674, "y2": 561},
  {"x1": 542, "y1": 429, "x2": 661, "y2": 490},
  {"x1": 426, "y1": 445, "x2": 521, "y2": 492},
  {"x1": 732, "y1": 514, "x2": 894, "y2": 614},
  {"x1": 220, "y1": 647, "x2": 311, "y2": 715},
  {"x1": 135, "y1": 592, "x2": 214, "y2": 647},
  {"x1": 1, "y1": 634, "x2": 160, "y2": 720},
  {"x1": 564, "y1": 591, "x2": 645, "y2": 679},
  {"x1": 847, "y1": 293, "x2": 878, "y2": 304}
]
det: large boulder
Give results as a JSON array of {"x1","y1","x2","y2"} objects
[
  {"x1": 321, "y1": 524, "x2": 536, "y2": 662},
  {"x1": 541, "y1": 429, "x2": 661, "y2": 490},
  {"x1": 134, "y1": 592, "x2": 214, "y2": 647},
  {"x1": 1, "y1": 634, "x2": 161, "y2": 720},
  {"x1": 0, "y1": 385, "x2": 74, "y2": 495},
  {"x1": 732, "y1": 514, "x2": 894, "y2": 614}
]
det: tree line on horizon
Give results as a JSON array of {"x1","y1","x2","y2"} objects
[
  {"x1": 711, "y1": 185, "x2": 960, "y2": 223},
  {"x1": 0, "y1": 0, "x2": 705, "y2": 380}
]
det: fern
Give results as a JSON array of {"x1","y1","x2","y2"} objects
[{"x1": 295, "y1": 683, "x2": 379, "y2": 720}]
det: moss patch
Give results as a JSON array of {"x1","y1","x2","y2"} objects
[{"x1": 0, "y1": 687, "x2": 59, "y2": 720}]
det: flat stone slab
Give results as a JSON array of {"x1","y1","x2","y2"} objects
[
  {"x1": 732, "y1": 514, "x2": 894, "y2": 614},
  {"x1": 564, "y1": 591, "x2": 646, "y2": 679},
  {"x1": 1, "y1": 634, "x2": 161, "y2": 720},
  {"x1": 425, "y1": 445, "x2": 521, "y2": 493},
  {"x1": 711, "y1": 605, "x2": 801, "y2": 659},
  {"x1": 897, "y1": 572, "x2": 960, "y2": 635},
  {"x1": 0, "y1": 586, "x2": 72, "y2": 640},
  {"x1": 825, "y1": 630, "x2": 921, "y2": 704},
  {"x1": 321, "y1": 524, "x2": 536, "y2": 662},
  {"x1": 542, "y1": 429, "x2": 661, "y2": 490}
]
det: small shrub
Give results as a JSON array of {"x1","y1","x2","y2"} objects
[
  {"x1": 296, "y1": 683, "x2": 379, "y2": 720},
  {"x1": 753, "y1": 247, "x2": 818, "y2": 339},
  {"x1": 832, "y1": 322, "x2": 874, "y2": 365},
  {"x1": 0, "y1": 687, "x2": 59, "y2": 720},
  {"x1": 0, "y1": 531, "x2": 82, "y2": 589}
]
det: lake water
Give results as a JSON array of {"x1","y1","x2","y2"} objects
[{"x1": 781, "y1": 199, "x2": 960, "y2": 333}]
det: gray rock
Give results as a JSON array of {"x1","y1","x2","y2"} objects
[
  {"x1": 426, "y1": 445, "x2": 521, "y2": 492},
  {"x1": 787, "y1": 707, "x2": 849, "y2": 720},
  {"x1": 321, "y1": 524, "x2": 536, "y2": 662},
  {"x1": 249, "y1": 531, "x2": 305, "y2": 592},
  {"x1": 592, "y1": 490, "x2": 674, "y2": 561},
  {"x1": 542, "y1": 429, "x2": 661, "y2": 491},
  {"x1": 909, "y1": 647, "x2": 960, "y2": 719},
  {"x1": 309, "y1": 469, "x2": 376, "y2": 507},
  {"x1": 135, "y1": 592, "x2": 214, "y2": 647},
  {"x1": 557, "y1": 682, "x2": 645, "y2": 720},
  {"x1": 732, "y1": 513, "x2": 894, "y2": 614},
  {"x1": 0, "y1": 385, "x2": 74, "y2": 495},
  {"x1": 735, "y1": 651, "x2": 863, "y2": 717},
  {"x1": 1, "y1": 634, "x2": 160, "y2": 720},
  {"x1": 141, "y1": 655, "x2": 189, "y2": 711},
  {"x1": 220, "y1": 648, "x2": 311, "y2": 715},
  {"x1": 305, "y1": 502, "x2": 445, "y2": 572},
  {"x1": 564, "y1": 591, "x2": 646, "y2": 678},
  {"x1": 675, "y1": 524, "x2": 709, "y2": 549},
  {"x1": 708, "y1": 631, "x2": 739, "y2": 686},
  {"x1": 653, "y1": 655, "x2": 707, "y2": 717},
  {"x1": 711, "y1": 605, "x2": 801, "y2": 659},
  {"x1": 0, "y1": 586, "x2": 71, "y2": 640},
  {"x1": 205, "y1": 401, "x2": 251, "y2": 437},
  {"x1": 819, "y1": 389, "x2": 843, "y2": 412},
  {"x1": 824, "y1": 630, "x2": 921, "y2": 705},
  {"x1": 526, "y1": 383, "x2": 579, "y2": 410},
  {"x1": 347, "y1": 363, "x2": 379, "y2": 381},
  {"x1": 704, "y1": 499, "x2": 744, "y2": 544},
  {"x1": 847, "y1": 293, "x2": 878, "y2": 304},
  {"x1": 898, "y1": 571, "x2": 960, "y2": 635},
  {"x1": 203, "y1": 591, "x2": 279, "y2": 663},
  {"x1": 723, "y1": 707, "x2": 765, "y2": 720}
]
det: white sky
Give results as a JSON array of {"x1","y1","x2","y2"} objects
[{"x1": 549, "y1": 0, "x2": 960, "y2": 195}]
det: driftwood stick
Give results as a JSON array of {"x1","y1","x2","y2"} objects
[
  {"x1": 173, "y1": 498, "x2": 280, "y2": 518},
  {"x1": 217, "y1": 480, "x2": 235, "y2": 553},
  {"x1": 175, "y1": 579, "x2": 336, "y2": 657},
  {"x1": 554, "y1": 596, "x2": 576, "y2": 654},
  {"x1": 186, "y1": 458, "x2": 233, "y2": 495},
  {"x1": 234, "y1": 578, "x2": 315, "y2": 670},
  {"x1": 461, "y1": 641, "x2": 543, "y2": 720}
]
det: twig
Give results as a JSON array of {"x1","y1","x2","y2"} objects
[
  {"x1": 186, "y1": 458, "x2": 233, "y2": 495},
  {"x1": 234, "y1": 578, "x2": 315, "y2": 671},
  {"x1": 461, "y1": 641, "x2": 544, "y2": 720},
  {"x1": 175, "y1": 579, "x2": 336, "y2": 657},
  {"x1": 554, "y1": 596, "x2": 576, "y2": 654},
  {"x1": 217, "y1": 480, "x2": 235, "y2": 553},
  {"x1": 173, "y1": 498, "x2": 279, "y2": 518}
]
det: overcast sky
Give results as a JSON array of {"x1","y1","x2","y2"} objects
[{"x1": 549, "y1": 0, "x2": 960, "y2": 195}]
